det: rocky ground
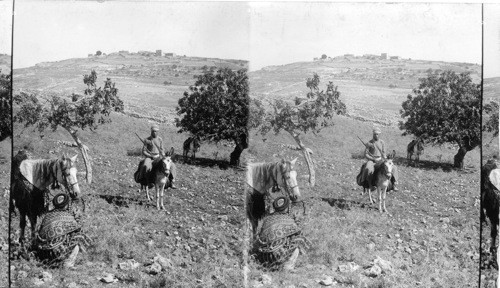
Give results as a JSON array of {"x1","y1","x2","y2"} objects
[{"x1": 10, "y1": 113, "x2": 247, "y2": 287}]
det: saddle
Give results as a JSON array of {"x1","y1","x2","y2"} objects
[
  {"x1": 356, "y1": 161, "x2": 395, "y2": 191},
  {"x1": 133, "y1": 158, "x2": 163, "y2": 188},
  {"x1": 254, "y1": 197, "x2": 310, "y2": 269},
  {"x1": 35, "y1": 194, "x2": 90, "y2": 266}
]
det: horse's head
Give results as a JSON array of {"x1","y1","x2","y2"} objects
[
  {"x1": 58, "y1": 154, "x2": 80, "y2": 199},
  {"x1": 279, "y1": 158, "x2": 300, "y2": 202}
]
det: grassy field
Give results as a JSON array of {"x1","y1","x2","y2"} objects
[
  {"x1": 10, "y1": 113, "x2": 247, "y2": 287},
  {"x1": 8, "y1": 54, "x2": 483, "y2": 287},
  {"x1": 245, "y1": 116, "x2": 480, "y2": 288},
  {"x1": 10, "y1": 54, "x2": 249, "y2": 287},
  {"x1": 0, "y1": 138, "x2": 10, "y2": 288},
  {"x1": 246, "y1": 59, "x2": 481, "y2": 287}
]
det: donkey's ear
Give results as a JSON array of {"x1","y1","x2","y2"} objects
[
  {"x1": 169, "y1": 147, "x2": 174, "y2": 156},
  {"x1": 70, "y1": 154, "x2": 78, "y2": 163},
  {"x1": 61, "y1": 153, "x2": 67, "y2": 160},
  {"x1": 290, "y1": 158, "x2": 298, "y2": 166}
]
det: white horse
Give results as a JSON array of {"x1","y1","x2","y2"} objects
[
  {"x1": 245, "y1": 158, "x2": 301, "y2": 235},
  {"x1": 11, "y1": 153, "x2": 80, "y2": 245}
]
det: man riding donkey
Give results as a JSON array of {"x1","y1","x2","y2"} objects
[
  {"x1": 357, "y1": 127, "x2": 399, "y2": 192},
  {"x1": 135, "y1": 124, "x2": 178, "y2": 189}
]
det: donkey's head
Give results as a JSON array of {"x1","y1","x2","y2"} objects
[
  {"x1": 380, "y1": 159, "x2": 394, "y2": 179},
  {"x1": 160, "y1": 147, "x2": 175, "y2": 175}
]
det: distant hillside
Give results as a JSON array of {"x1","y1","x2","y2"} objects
[
  {"x1": 0, "y1": 54, "x2": 10, "y2": 74},
  {"x1": 13, "y1": 52, "x2": 248, "y2": 124},
  {"x1": 249, "y1": 57, "x2": 481, "y2": 127},
  {"x1": 484, "y1": 77, "x2": 500, "y2": 103}
]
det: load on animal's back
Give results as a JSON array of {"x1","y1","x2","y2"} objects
[{"x1": 183, "y1": 135, "x2": 200, "y2": 160}]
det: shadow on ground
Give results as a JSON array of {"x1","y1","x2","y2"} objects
[{"x1": 320, "y1": 197, "x2": 379, "y2": 211}]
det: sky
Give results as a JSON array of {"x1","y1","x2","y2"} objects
[
  {"x1": 0, "y1": 0, "x2": 12, "y2": 54},
  {"x1": 13, "y1": 1, "x2": 250, "y2": 69},
  {"x1": 484, "y1": 4, "x2": 500, "y2": 78},
  {"x1": 9, "y1": 2, "x2": 487, "y2": 74},
  {"x1": 249, "y1": 3, "x2": 482, "y2": 71}
]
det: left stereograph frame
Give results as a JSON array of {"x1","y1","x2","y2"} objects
[{"x1": 0, "y1": 1, "x2": 13, "y2": 287}]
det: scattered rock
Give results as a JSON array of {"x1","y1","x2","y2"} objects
[
  {"x1": 118, "y1": 259, "x2": 141, "y2": 270},
  {"x1": 99, "y1": 273, "x2": 118, "y2": 283},
  {"x1": 66, "y1": 282, "x2": 79, "y2": 288},
  {"x1": 40, "y1": 271, "x2": 53, "y2": 282},
  {"x1": 251, "y1": 280, "x2": 264, "y2": 288},
  {"x1": 218, "y1": 215, "x2": 229, "y2": 221},
  {"x1": 367, "y1": 242, "x2": 375, "y2": 251},
  {"x1": 148, "y1": 262, "x2": 162, "y2": 275},
  {"x1": 338, "y1": 262, "x2": 361, "y2": 273},
  {"x1": 364, "y1": 264, "x2": 382, "y2": 277},
  {"x1": 153, "y1": 254, "x2": 173, "y2": 270},
  {"x1": 33, "y1": 278, "x2": 45, "y2": 286},
  {"x1": 260, "y1": 274, "x2": 272, "y2": 285},
  {"x1": 17, "y1": 270, "x2": 27, "y2": 280},
  {"x1": 374, "y1": 256, "x2": 393, "y2": 273},
  {"x1": 317, "y1": 276, "x2": 335, "y2": 286}
]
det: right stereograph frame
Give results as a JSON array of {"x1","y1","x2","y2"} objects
[{"x1": 480, "y1": 4, "x2": 500, "y2": 287}]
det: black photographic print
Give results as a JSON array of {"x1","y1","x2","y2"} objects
[{"x1": 3, "y1": 1, "x2": 494, "y2": 288}]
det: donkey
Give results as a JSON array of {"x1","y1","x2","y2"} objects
[
  {"x1": 138, "y1": 147, "x2": 174, "y2": 210},
  {"x1": 407, "y1": 138, "x2": 424, "y2": 166},
  {"x1": 371, "y1": 157, "x2": 395, "y2": 213},
  {"x1": 183, "y1": 136, "x2": 200, "y2": 161},
  {"x1": 10, "y1": 152, "x2": 80, "y2": 246}
]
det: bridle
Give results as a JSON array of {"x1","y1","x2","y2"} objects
[
  {"x1": 58, "y1": 159, "x2": 79, "y2": 196},
  {"x1": 272, "y1": 162, "x2": 298, "y2": 202}
]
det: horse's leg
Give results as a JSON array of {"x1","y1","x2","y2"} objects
[
  {"x1": 28, "y1": 213, "x2": 37, "y2": 247},
  {"x1": 19, "y1": 211, "x2": 27, "y2": 245},
  {"x1": 246, "y1": 191, "x2": 258, "y2": 235},
  {"x1": 492, "y1": 222, "x2": 498, "y2": 254}
]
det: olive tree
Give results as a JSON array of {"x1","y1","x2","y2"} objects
[
  {"x1": 399, "y1": 70, "x2": 480, "y2": 168},
  {"x1": 0, "y1": 70, "x2": 11, "y2": 141},
  {"x1": 175, "y1": 67, "x2": 249, "y2": 166},
  {"x1": 253, "y1": 73, "x2": 347, "y2": 186},
  {"x1": 13, "y1": 70, "x2": 124, "y2": 183}
]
